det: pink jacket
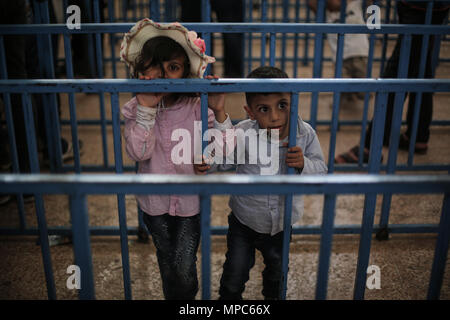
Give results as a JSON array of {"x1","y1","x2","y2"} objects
[{"x1": 121, "y1": 96, "x2": 215, "y2": 217}]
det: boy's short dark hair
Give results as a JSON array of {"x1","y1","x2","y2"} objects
[{"x1": 245, "y1": 66, "x2": 289, "y2": 106}]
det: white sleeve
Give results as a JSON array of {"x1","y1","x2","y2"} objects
[
  {"x1": 136, "y1": 104, "x2": 158, "y2": 131},
  {"x1": 214, "y1": 113, "x2": 233, "y2": 131}
]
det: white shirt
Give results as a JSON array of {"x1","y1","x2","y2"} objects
[{"x1": 327, "y1": 0, "x2": 369, "y2": 60}]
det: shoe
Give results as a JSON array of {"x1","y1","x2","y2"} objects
[
  {"x1": 398, "y1": 133, "x2": 428, "y2": 155},
  {"x1": 335, "y1": 145, "x2": 383, "y2": 164},
  {"x1": 0, "y1": 155, "x2": 11, "y2": 172},
  {"x1": 23, "y1": 194, "x2": 35, "y2": 203},
  {"x1": 0, "y1": 194, "x2": 12, "y2": 206},
  {"x1": 61, "y1": 138, "x2": 84, "y2": 162},
  {"x1": 335, "y1": 145, "x2": 370, "y2": 164},
  {"x1": 36, "y1": 235, "x2": 72, "y2": 247},
  {"x1": 14, "y1": 194, "x2": 35, "y2": 204}
]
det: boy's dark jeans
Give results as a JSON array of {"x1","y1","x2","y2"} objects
[
  {"x1": 143, "y1": 213, "x2": 200, "y2": 300},
  {"x1": 219, "y1": 213, "x2": 291, "y2": 300}
]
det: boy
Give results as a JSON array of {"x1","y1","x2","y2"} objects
[{"x1": 195, "y1": 66, "x2": 328, "y2": 299}]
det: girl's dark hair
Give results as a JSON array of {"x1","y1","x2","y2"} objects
[{"x1": 133, "y1": 36, "x2": 191, "y2": 79}]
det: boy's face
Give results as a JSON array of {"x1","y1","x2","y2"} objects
[{"x1": 244, "y1": 93, "x2": 291, "y2": 140}]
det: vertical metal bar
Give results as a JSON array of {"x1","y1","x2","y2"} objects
[
  {"x1": 271, "y1": 0, "x2": 276, "y2": 22},
  {"x1": 280, "y1": 92, "x2": 299, "y2": 300},
  {"x1": 408, "y1": 1, "x2": 433, "y2": 166},
  {"x1": 430, "y1": 34, "x2": 442, "y2": 79},
  {"x1": 150, "y1": 0, "x2": 160, "y2": 21},
  {"x1": 132, "y1": 0, "x2": 137, "y2": 21},
  {"x1": 22, "y1": 93, "x2": 57, "y2": 300},
  {"x1": 315, "y1": 194, "x2": 337, "y2": 300},
  {"x1": 111, "y1": 92, "x2": 132, "y2": 300},
  {"x1": 378, "y1": 34, "x2": 411, "y2": 236},
  {"x1": 379, "y1": 0, "x2": 392, "y2": 77},
  {"x1": 293, "y1": 0, "x2": 300, "y2": 77},
  {"x1": 310, "y1": 0, "x2": 325, "y2": 129},
  {"x1": 260, "y1": 0, "x2": 267, "y2": 66},
  {"x1": 281, "y1": 0, "x2": 289, "y2": 71},
  {"x1": 353, "y1": 92, "x2": 388, "y2": 300},
  {"x1": 108, "y1": 0, "x2": 117, "y2": 78},
  {"x1": 63, "y1": 34, "x2": 82, "y2": 173},
  {"x1": 201, "y1": 93, "x2": 209, "y2": 153},
  {"x1": 359, "y1": 33, "x2": 376, "y2": 167},
  {"x1": 69, "y1": 193, "x2": 95, "y2": 300},
  {"x1": 200, "y1": 195, "x2": 211, "y2": 300},
  {"x1": 201, "y1": 0, "x2": 211, "y2": 22},
  {"x1": 427, "y1": 193, "x2": 450, "y2": 300},
  {"x1": 269, "y1": 33, "x2": 276, "y2": 67},
  {"x1": 164, "y1": 0, "x2": 175, "y2": 21},
  {"x1": 38, "y1": 0, "x2": 63, "y2": 172},
  {"x1": 339, "y1": 0, "x2": 347, "y2": 23},
  {"x1": 201, "y1": 1, "x2": 211, "y2": 75},
  {"x1": 200, "y1": 92, "x2": 211, "y2": 299},
  {"x1": 84, "y1": 0, "x2": 98, "y2": 77},
  {"x1": 0, "y1": 36, "x2": 26, "y2": 229},
  {"x1": 303, "y1": 2, "x2": 311, "y2": 66},
  {"x1": 327, "y1": 33, "x2": 345, "y2": 174},
  {"x1": 93, "y1": 0, "x2": 109, "y2": 168},
  {"x1": 247, "y1": 0, "x2": 253, "y2": 74}
]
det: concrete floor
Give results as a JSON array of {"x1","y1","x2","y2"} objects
[{"x1": 1, "y1": 19, "x2": 450, "y2": 300}]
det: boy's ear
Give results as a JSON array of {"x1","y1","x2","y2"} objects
[{"x1": 243, "y1": 105, "x2": 255, "y2": 120}]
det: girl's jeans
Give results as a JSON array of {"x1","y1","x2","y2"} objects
[
  {"x1": 219, "y1": 213, "x2": 291, "y2": 300},
  {"x1": 143, "y1": 213, "x2": 201, "y2": 300}
]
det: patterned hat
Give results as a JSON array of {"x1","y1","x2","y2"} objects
[{"x1": 120, "y1": 19, "x2": 215, "y2": 78}]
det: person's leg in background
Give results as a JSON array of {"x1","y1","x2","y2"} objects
[
  {"x1": 0, "y1": 0, "x2": 32, "y2": 174},
  {"x1": 339, "y1": 56, "x2": 368, "y2": 108},
  {"x1": 211, "y1": 0, "x2": 244, "y2": 78},
  {"x1": 336, "y1": 2, "x2": 448, "y2": 163}
]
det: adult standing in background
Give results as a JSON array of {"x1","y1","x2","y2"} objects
[{"x1": 180, "y1": 0, "x2": 244, "y2": 78}]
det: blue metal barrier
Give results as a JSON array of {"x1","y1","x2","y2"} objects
[
  {"x1": 29, "y1": 1, "x2": 450, "y2": 75},
  {"x1": 0, "y1": 77, "x2": 449, "y2": 174},
  {"x1": 0, "y1": 13, "x2": 449, "y2": 300},
  {"x1": 0, "y1": 77, "x2": 449, "y2": 300},
  {"x1": 1, "y1": 23, "x2": 449, "y2": 171},
  {"x1": 1, "y1": 173, "x2": 449, "y2": 300}
]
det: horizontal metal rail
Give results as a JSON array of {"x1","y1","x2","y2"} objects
[
  {"x1": 1, "y1": 173, "x2": 449, "y2": 301},
  {"x1": 1, "y1": 22, "x2": 449, "y2": 35},
  {"x1": 1, "y1": 173, "x2": 450, "y2": 194},
  {"x1": 1, "y1": 78, "x2": 450, "y2": 93}
]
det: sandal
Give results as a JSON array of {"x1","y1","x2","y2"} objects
[
  {"x1": 335, "y1": 145, "x2": 370, "y2": 164},
  {"x1": 398, "y1": 133, "x2": 428, "y2": 155}
]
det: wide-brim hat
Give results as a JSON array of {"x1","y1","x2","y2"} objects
[{"x1": 120, "y1": 19, "x2": 215, "y2": 78}]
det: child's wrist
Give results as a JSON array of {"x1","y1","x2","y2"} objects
[
  {"x1": 214, "y1": 110, "x2": 227, "y2": 123},
  {"x1": 136, "y1": 95, "x2": 158, "y2": 108}
]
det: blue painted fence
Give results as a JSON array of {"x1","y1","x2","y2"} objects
[
  {"x1": 43, "y1": 0, "x2": 450, "y2": 70},
  {"x1": 0, "y1": 1, "x2": 449, "y2": 301},
  {"x1": 1, "y1": 173, "x2": 449, "y2": 300},
  {"x1": 1, "y1": 22, "x2": 449, "y2": 172},
  {"x1": 0, "y1": 78, "x2": 449, "y2": 300}
]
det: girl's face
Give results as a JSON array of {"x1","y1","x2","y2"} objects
[{"x1": 141, "y1": 56, "x2": 186, "y2": 79}]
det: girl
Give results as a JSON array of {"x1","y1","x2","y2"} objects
[{"x1": 120, "y1": 19, "x2": 225, "y2": 299}]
